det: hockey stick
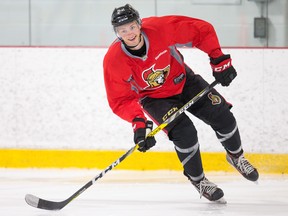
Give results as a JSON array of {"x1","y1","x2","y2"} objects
[{"x1": 25, "y1": 80, "x2": 218, "y2": 211}]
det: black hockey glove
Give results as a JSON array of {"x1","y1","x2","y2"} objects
[
  {"x1": 132, "y1": 118, "x2": 156, "y2": 153},
  {"x1": 210, "y1": 54, "x2": 237, "y2": 86}
]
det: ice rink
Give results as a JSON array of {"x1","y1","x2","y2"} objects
[{"x1": 0, "y1": 169, "x2": 287, "y2": 216}]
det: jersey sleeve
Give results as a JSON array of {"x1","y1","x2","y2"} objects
[
  {"x1": 103, "y1": 53, "x2": 146, "y2": 123},
  {"x1": 143, "y1": 16, "x2": 224, "y2": 59}
]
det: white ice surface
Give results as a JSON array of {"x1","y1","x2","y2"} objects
[{"x1": 0, "y1": 169, "x2": 287, "y2": 216}]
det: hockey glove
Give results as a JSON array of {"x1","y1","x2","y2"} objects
[
  {"x1": 132, "y1": 118, "x2": 156, "y2": 153},
  {"x1": 210, "y1": 54, "x2": 237, "y2": 86}
]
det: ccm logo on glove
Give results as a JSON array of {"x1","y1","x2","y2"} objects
[
  {"x1": 210, "y1": 54, "x2": 237, "y2": 87},
  {"x1": 211, "y1": 59, "x2": 231, "y2": 72}
]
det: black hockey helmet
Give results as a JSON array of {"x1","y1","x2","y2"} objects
[{"x1": 111, "y1": 4, "x2": 141, "y2": 28}]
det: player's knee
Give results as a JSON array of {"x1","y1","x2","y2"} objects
[
  {"x1": 211, "y1": 108, "x2": 236, "y2": 132},
  {"x1": 168, "y1": 115, "x2": 198, "y2": 149}
]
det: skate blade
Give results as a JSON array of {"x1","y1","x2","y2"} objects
[{"x1": 214, "y1": 197, "x2": 227, "y2": 204}]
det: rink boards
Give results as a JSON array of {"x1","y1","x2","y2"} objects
[{"x1": 0, "y1": 149, "x2": 287, "y2": 174}]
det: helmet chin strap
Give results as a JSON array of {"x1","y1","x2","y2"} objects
[{"x1": 121, "y1": 33, "x2": 143, "y2": 49}]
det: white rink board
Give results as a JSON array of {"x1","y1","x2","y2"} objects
[{"x1": 0, "y1": 47, "x2": 287, "y2": 153}]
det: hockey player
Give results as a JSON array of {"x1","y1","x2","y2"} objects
[{"x1": 103, "y1": 4, "x2": 259, "y2": 203}]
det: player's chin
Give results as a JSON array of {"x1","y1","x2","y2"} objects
[{"x1": 126, "y1": 41, "x2": 137, "y2": 47}]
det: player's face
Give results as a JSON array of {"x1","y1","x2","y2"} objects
[{"x1": 116, "y1": 21, "x2": 142, "y2": 48}]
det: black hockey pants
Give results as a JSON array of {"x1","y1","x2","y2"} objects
[{"x1": 141, "y1": 66, "x2": 242, "y2": 182}]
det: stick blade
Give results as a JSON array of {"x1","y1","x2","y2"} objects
[
  {"x1": 25, "y1": 194, "x2": 40, "y2": 208},
  {"x1": 25, "y1": 194, "x2": 64, "y2": 211}
]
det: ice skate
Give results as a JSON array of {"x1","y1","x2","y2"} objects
[
  {"x1": 226, "y1": 151, "x2": 259, "y2": 182},
  {"x1": 185, "y1": 173, "x2": 226, "y2": 204}
]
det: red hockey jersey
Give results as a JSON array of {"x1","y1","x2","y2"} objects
[{"x1": 103, "y1": 15, "x2": 223, "y2": 123}]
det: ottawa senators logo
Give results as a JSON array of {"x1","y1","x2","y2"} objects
[
  {"x1": 142, "y1": 64, "x2": 170, "y2": 88},
  {"x1": 208, "y1": 92, "x2": 221, "y2": 105}
]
